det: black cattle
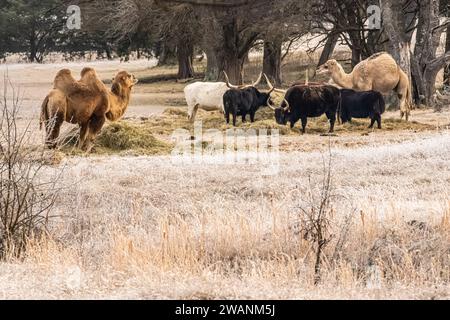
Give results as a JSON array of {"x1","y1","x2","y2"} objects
[
  {"x1": 339, "y1": 89, "x2": 386, "y2": 129},
  {"x1": 223, "y1": 87, "x2": 273, "y2": 126},
  {"x1": 272, "y1": 85, "x2": 340, "y2": 134}
]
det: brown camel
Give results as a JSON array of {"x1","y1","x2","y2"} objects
[
  {"x1": 40, "y1": 68, "x2": 138, "y2": 151},
  {"x1": 317, "y1": 52, "x2": 412, "y2": 121}
]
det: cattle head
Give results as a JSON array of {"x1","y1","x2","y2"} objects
[
  {"x1": 252, "y1": 86, "x2": 275, "y2": 109},
  {"x1": 270, "y1": 97, "x2": 291, "y2": 125},
  {"x1": 316, "y1": 59, "x2": 339, "y2": 76},
  {"x1": 265, "y1": 74, "x2": 290, "y2": 125}
]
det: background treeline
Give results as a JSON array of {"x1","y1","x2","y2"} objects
[{"x1": 0, "y1": 0, "x2": 449, "y2": 107}]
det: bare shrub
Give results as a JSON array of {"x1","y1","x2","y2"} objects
[{"x1": 0, "y1": 76, "x2": 61, "y2": 259}]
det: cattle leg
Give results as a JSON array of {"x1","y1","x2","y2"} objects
[
  {"x1": 250, "y1": 112, "x2": 256, "y2": 123},
  {"x1": 225, "y1": 112, "x2": 230, "y2": 125},
  {"x1": 326, "y1": 112, "x2": 336, "y2": 133},
  {"x1": 242, "y1": 113, "x2": 247, "y2": 123},
  {"x1": 369, "y1": 117, "x2": 376, "y2": 129},
  {"x1": 232, "y1": 112, "x2": 237, "y2": 127},
  {"x1": 188, "y1": 104, "x2": 199, "y2": 123},
  {"x1": 329, "y1": 118, "x2": 336, "y2": 133},
  {"x1": 376, "y1": 114, "x2": 382, "y2": 129},
  {"x1": 301, "y1": 118, "x2": 307, "y2": 134}
]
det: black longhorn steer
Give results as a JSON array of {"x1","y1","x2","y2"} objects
[
  {"x1": 271, "y1": 85, "x2": 341, "y2": 134},
  {"x1": 223, "y1": 86, "x2": 274, "y2": 126},
  {"x1": 339, "y1": 89, "x2": 386, "y2": 129}
]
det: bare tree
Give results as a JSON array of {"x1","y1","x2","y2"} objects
[
  {"x1": 310, "y1": 0, "x2": 386, "y2": 68},
  {"x1": 410, "y1": 0, "x2": 450, "y2": 107},
  {"x1": 298, "y1": 152, "x2": 335, "y2": 285},
  {"x1": 380, "y1": 0, "x2": 449, "y2": 108},
  {"x1": 443, "y1": 0, "x2": 450, "y2": 86}
]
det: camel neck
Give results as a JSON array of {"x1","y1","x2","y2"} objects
[
  {"x1": 108, "y1": 89, "x2": 131, "y2": 121},
  {"x1": 332, "y1": 64, "x2": 354, "y2": 89}
]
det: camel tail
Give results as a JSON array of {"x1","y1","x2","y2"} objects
[
  {"x1": 395, "y1": 66, "x2": 413, "y2": 119},
  {"x1": 406, "y1": 77, "x2": 413, "y2": 111},
  {"x1": 40, "y1": 95, "x2": 50, "y2": 130}
]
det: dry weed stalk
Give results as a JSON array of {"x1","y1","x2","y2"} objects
[{"x1": 0, "y1": 75, "x2": 62, "y2": 259}]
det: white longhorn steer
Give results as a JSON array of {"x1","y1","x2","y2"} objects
[{"x1": 184, "y1": 73, "x2": 262, "y2": 122}]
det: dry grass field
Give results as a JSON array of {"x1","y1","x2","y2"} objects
[{"x1": 0, "y1": 53, "x2": 449, "y2": 299}]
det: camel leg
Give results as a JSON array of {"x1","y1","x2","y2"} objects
[
  {"x1": 84, "y1": 114, "x2": 106, "y2": 153},
  {"x1": 78, "y1": 123, "x2": 90, "y2": 150},
  {"x1": 45, "y1": 112, "x2": 64, "y2": 149},
  {"x1": 398, "y1": 93, "x2": 409, "y2": 121}
]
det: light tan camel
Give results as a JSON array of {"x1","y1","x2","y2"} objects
[{"x1": 317, "y1": 52, "x2": 412, "y2": 120}]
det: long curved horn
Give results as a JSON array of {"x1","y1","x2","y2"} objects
[
  {"x1": 267, "y1": 96, "x2": 277, "y2": 110},
  {"x1": 252, "y1": 72, "x2": 263, "y2": 87},
  {"x1": 282, "y1": 98, "x2": 290, "y2": 111},
  {"x1": 263, "y1": 73, "x2": 276, "y2": 94},
  {"x1": 223, "y1": 71, "x2": 239, "y2": 89}
]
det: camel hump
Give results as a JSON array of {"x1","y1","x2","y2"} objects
[
  {"x1": 53, "y1": 68, "x2": 93, "y2": 97},
  {"x1": 367, "y1": 52, "x2": 390, "y2": 61},
  {"x1": 80, "y1": 67, "x2": 108, "y2": 93},
  {"x1": 81, "y1": 67, "x2": 95, "y2": 77},
  {"x1": 53, "y1": 69, "x2": 76, "y2": 89}
]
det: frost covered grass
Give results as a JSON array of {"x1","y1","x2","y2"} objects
[
  {"x1": 0, "y1": 132, "x2": 448, "y2": 299},
  {"x1": 1, "y1": 58, "x2": 449, "y2": 300}
]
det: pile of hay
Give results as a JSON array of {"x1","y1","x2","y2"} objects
[{"x1": 95, "y1": 122, "x2": 173, "y2": 155}]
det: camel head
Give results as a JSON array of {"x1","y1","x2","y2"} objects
[
  {"x1": 316, "y1": 59, "x2": 339, "y2": 76},
  {"x1": 111, "y1": 71, "x2": 139, "y2": 97}
]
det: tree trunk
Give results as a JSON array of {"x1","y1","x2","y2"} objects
[
  {"x1": 351, "y1": 46, "x2": 362, "y2": 68},
  {"x1": 445, "y1": 22, "x2": 450, "y2": 86},
  {"x1": 318, "y1": 32, "x2": 339, "y2": 67},
  {"x1": 204, "y1": 47, "x2": 245, "y2": 84},
  {"x1": 158, "y1": 42, "x2": 177, "y2": 66},
  {"x1": 380, "y1": 0, "x2": 414, "y2": 109},
  {"x1": 263, "y1": 39, "x2": 282, "y2": 86},
  {"x1": 29, "y1": 33, "x2": 37, "y2": 63},
  {"x1": 203, "y1": 17, "x2": 251, "y2": 84},
  {"x1": 104, "y1": 43, "x2": 113, "y2": 60},
  {"x1": 411, "y1": 0, "x2": 446, "y2": 107},
  {"x1": 346, "y1": 3, "x2": 363, "y2": 67},
  {"x1": 204, "y1": 46, "x2": 220, "y2": 81},
  {"x1": 217, "y1": 18, "x2": 245, "y2": 84},
  {"x1": 177, "y1": 41, "x2": 194, "y2": 79}
]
